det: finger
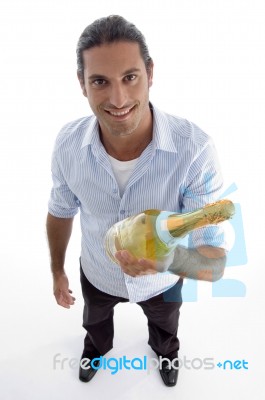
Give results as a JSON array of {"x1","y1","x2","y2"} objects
[
  {"x1": 115, "y1": 251, "x2": 123, "y2": 262},
  {"x1": 138, "y1": 258, "x2": 153, "y2": 267},
  {"x1": 68, "y1": 289, "x2": 76, "y2": 301},
  {"x1": 144, "y1": 269, "x2": 157, "y2": 275},
  {"x1": 54, "y1": 295, "x2": 71, "y2": 308},
  {"x1": 126, "y1": 266, "x2": 144, "y2": 277},
  {"x1": 55, "y1": 290, "x2": 75, "y2": 305},
  {"x1": 117, "y1": 250, "x2": 137, "y2": 264},
  {"x1": 115, "y1": 255, "x2": 128, "y2": 268},
  {"x1": 124, "y1": 270, "x2": 137, "y2": 277},
  {"x1": 120, "y1": 250, "x2": 131, "y2": 261},
  {"x1": 122, "y1": 251, "x2": 139, "y2": 264},
  {"x1": 59, "y1": 294, "x2": 75, "y2": 307},
  {"x1": 121, "y1": 264, "x2": 137, "y2": 276},
  {"x1": 59, "y1": 300, "x2": 71, "y2": 309},
  {"x1": 138, "y1": 258, "x2": 156, "y2": 271},
  {"x1": 115, "y1": 254, "x2": 132, "y2": 268},
  {"x1": 64, "y1": 294, "x2": 75, "y2": 304}
]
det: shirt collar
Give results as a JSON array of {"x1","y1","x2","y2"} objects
[
  {"x1": 81, "y1": 103, "x2": 178, "y2": 153},
  {"x1": 81, "y1": 115, "x2": 99, "y2": 149},
  {"x1": 151, "y1": 104, "x2": 178, "y2": 153}
]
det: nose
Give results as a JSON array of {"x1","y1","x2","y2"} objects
[{"x1": 108, "y1": 82, "x2": 128, "y2": 109}]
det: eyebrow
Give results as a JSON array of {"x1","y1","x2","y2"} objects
[{"x1": 88, "y1": 68, "x2": 141, "y2": 81}]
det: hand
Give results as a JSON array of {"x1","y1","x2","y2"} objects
[
  {"x1": 115, "y1": 250, "x2": 174, "y2": 277},
  {"x1": 115, "y1": 250, "x2": 156, "y2": 277},
  {"x1": 53, "y1": 273, "x2": 76, "y2": 309}
]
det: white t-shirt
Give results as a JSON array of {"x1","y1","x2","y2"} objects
[{"x1": 108, "y1": 155, "x2": 138, "y2": 196}]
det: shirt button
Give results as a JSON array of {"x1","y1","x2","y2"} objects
[
  {"x1": 120, "y1": 210, "x2": 125, "y2": 215},
  {"x1": 112, "y1": 189, "x2": 118, "y2": 193}
]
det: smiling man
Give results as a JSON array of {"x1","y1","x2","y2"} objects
[{"x1": 46, "y1": 15, "x2": 228, "y2": 387}]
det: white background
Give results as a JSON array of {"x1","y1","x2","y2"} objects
[{"x1": 0, "y1": 0, "x2": 264, "y2": 399}]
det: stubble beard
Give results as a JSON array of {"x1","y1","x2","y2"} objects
[
  {"x1": 98, "y1": 95, "x2": 150, "y2": 137},
  {"x1": 104, "y1": 118, "x2": 139, "y2": 137}
]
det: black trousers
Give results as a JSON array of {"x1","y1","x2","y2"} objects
[{"x1": 80, "y1": 265, "x2": 183, "y2": 360}]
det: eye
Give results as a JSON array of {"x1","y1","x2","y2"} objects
[
  {"x1": 124, "y1": 74, "x2": 136, "y2": 82},
  {"x1": 92, "y1": 79, "x2": 107, "y2": 86}
]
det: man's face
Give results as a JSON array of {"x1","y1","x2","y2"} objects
[{"x1": 78, "y1": 41, "x2": 153, "y2": 137}]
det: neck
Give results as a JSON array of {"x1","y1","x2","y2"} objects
[
  {"x1": 103, "y1": 134, "x2": 152, "y2": 161},
  {"x1": 100, "y1": 106, "x2": 153, "y2": 161}
]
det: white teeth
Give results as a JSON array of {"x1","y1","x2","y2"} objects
[{"x1": 108, "y1": 108, "x2": 132, "y2": 116}]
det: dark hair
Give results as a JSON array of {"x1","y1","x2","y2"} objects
[{"x1": 76, "y1": 15, "x2": 152, "y2": 79}]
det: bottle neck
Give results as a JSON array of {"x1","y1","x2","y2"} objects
[
  {"x1": 155, "y1": 199, "x2": 235, "y2": 245},
  {"x1": 167, "y1": 199, "x2": 235, "y2": 237},
  {"x1": 167, "y1": 209, "x2": 206, "y2": 238},
  {"x1": 155, "y1": 209, "x2": 210, "y2": 245}
]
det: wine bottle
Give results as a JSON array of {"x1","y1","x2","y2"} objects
[{"x1": 105, "y1": 199, "x2": 235, "y2": 264}]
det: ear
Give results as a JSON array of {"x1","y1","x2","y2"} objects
[
  {"x1": 147, "y1": 60, "x2": 154, "y2": 88},
  {"x1": 77, "y1": 71, "x2": 87, "y2": 97}
]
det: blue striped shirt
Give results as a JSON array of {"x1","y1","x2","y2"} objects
[{"x1": 48, "y1": 104, "x2": 227, "y2": 302}]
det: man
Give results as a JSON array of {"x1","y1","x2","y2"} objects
[{"x1": 46, "y1": 15, "x2": 228, "y2": 387}]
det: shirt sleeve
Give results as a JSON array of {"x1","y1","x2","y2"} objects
[
  {"x1": 48, "y1": 151, "x2": 80, "y2": 218},
  {"x1": 181, "y1": 138, "x2": 229, "y2": 250}
]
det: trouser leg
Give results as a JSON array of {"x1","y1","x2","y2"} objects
[
  {"x1": 137, "y1": 279, "x2": 183, "y2": 359},
  {"x1": 80, "y1": 265, "x2": 128, "y2": 358}
]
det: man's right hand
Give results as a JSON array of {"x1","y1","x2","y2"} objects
[{"x1": 53, "y1": 273, "x2": 76, "y2": 309}]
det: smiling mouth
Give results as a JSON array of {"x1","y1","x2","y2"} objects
[{"x1": 104, "y1": 105, "x2": 136, "y2": 117}]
